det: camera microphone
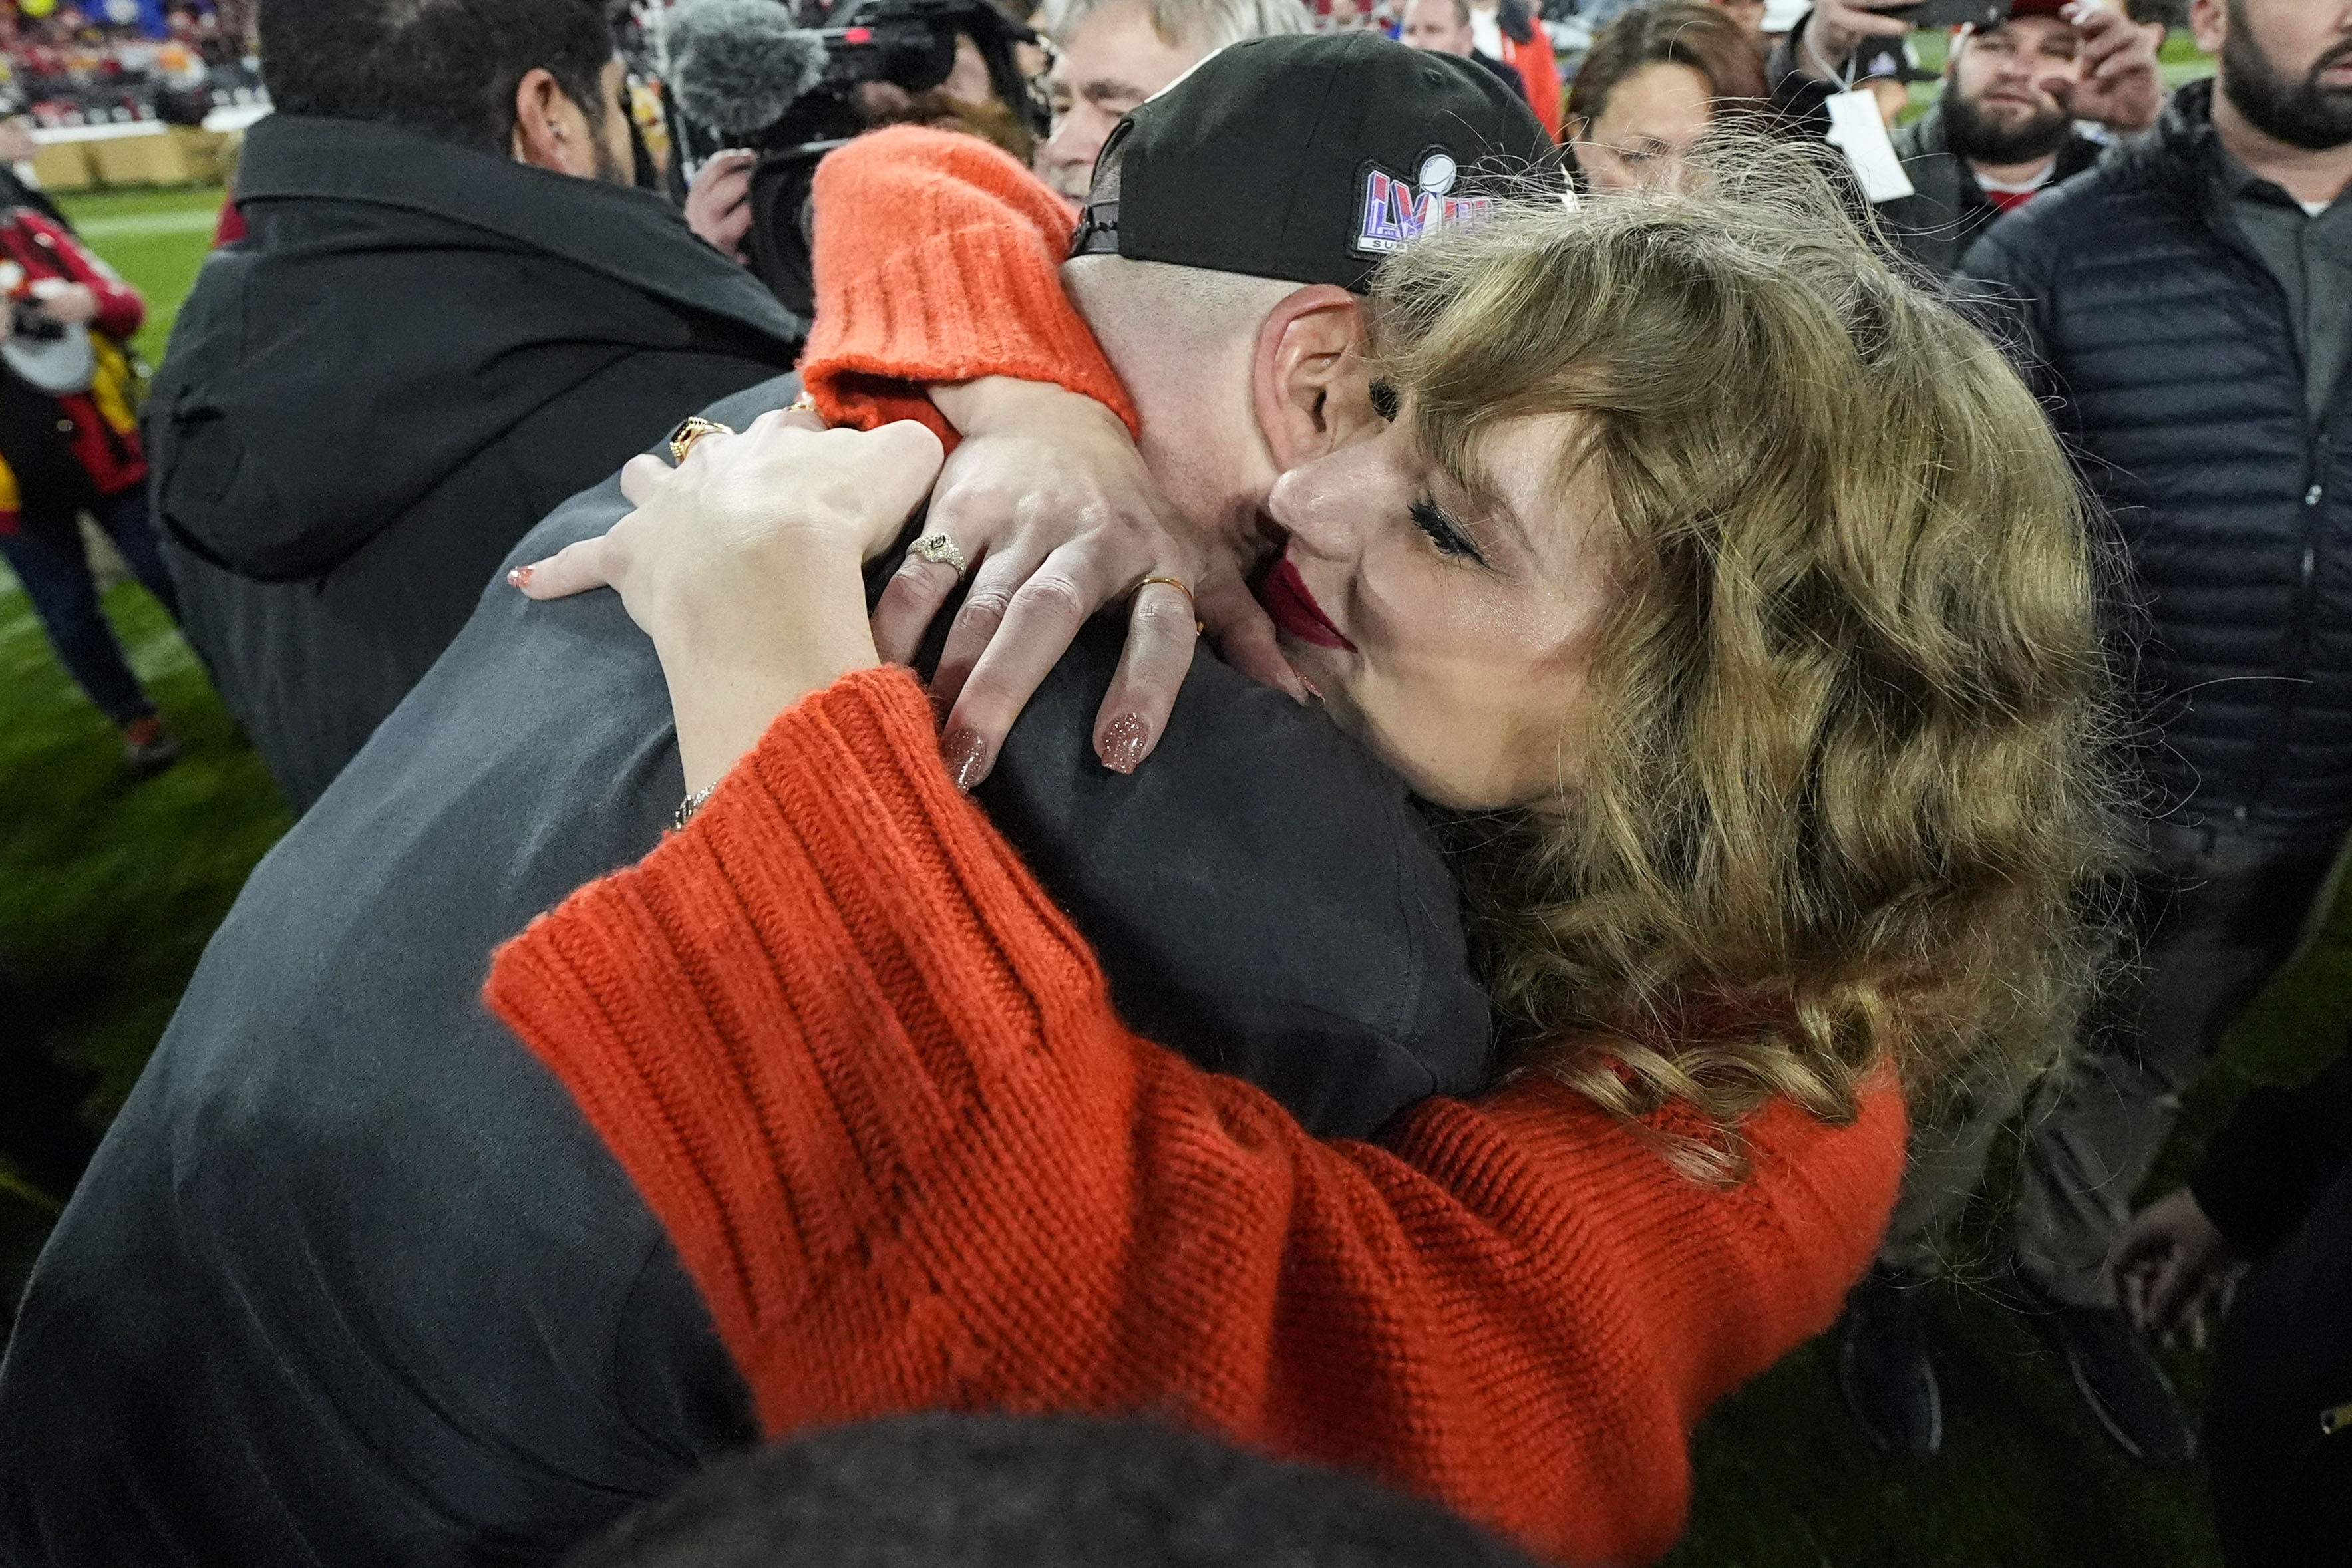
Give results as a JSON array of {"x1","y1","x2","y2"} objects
[{"x1": 667, "y1": 0, "x2": 830, "y2": 137}]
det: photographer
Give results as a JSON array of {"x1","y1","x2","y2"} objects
[
  {"x1": 1770, "y1": 0, "x2": 2163, "y2": 275},
  {"x1": 0, "y1": 194, "x2": 184, "y2": 776},
  {"x1": 675, "y1": 0, "x2": 1050, "y2": 305}
]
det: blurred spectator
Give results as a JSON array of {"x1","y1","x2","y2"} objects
[
  {"x1": 1463, "y1": 0, "x2": 1561, "y2": 132},
  {"x1": 1401, "y1": 0, "x2": 1530, "y2": 98},
  {"x1": 1837, "y1": 0, "x2": 2352, "y2": 1469},
  {"x1": 146, "y1": 0, "x2": 805, "y2": 812},
  {"x1": 2116, "y1": 1042, "x2": 2352, "y2": 1568},
  {"x1": 1566, "y1": 1, "x2": 1767, "y2": 190},
  {"x1": 1035, "y1": 0, "x2": 1313, "y2": 204},
  {"x1": 562, "y1": 1413, "x2": 1544, "y2": 1568},
  {"x1": 0, "y1": 193, "x2": 181, "y2": 775},
  {"x1": 1711, "y1": 0, "x2": 1768, "y2": 52},
  {"x1": 0, "y1": 114, "x2": 69, "y2": 227},
  {"x1": 1774, "y1": 0, "x2": 2163, "y2": 276}
]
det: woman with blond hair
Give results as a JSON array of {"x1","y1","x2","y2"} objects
[{"x1": 492, "y1": 132, "x2": 2116, "y2": 1563}]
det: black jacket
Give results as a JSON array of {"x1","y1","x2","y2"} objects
[
  {"x1": 1878, "y1": 100, "x2": 2102, "y2": 278},
  {"x1": 150, "y1": 114, "x2": 805, "y2": 811},
  {"x1": 1764, "y1": 31, "x2": 2104, "y2": 277},
  {"x1": 1961, "y1": 80, "x2": 2352, "y2": 842},
  {"x1": 2196, "y1": 1043, "x2": 2352, "y2": 1567},
  {"x1": 0, "y1": 377, "x2": 1492, "y2": 1568}
]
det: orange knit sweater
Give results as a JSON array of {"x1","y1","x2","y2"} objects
[
  {"x1": 488, "y1": 672, "x2": 1904, "y2": 1565},
  {"x1": 484, "y1": 130, "x2": 1909, "y2": 1565}
]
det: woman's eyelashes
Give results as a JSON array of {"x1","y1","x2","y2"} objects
[{"x1": 1409, "y1": 496, "x2": 1486, "y2": 565}]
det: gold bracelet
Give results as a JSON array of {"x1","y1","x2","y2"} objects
[{"x1": 673, "y1": 784, "x2": 716, "y2": 832}]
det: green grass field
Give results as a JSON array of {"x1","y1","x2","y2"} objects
[{"x1": 0, "y1": 112, "x2": 2337, "y2": 1565}]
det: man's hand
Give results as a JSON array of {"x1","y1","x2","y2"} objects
[
  {"x1": 685, "y1": 149, "x2": 758, "y2": 265},
  {"x1": 33, "y1": 283, "x2": 99, "y2": 327},
  {"x1": 2052, "y1": 0, "x2": 2164, "y2": 132},
  {"x1": 1795, "y1": 0, "x2": 1917, "y2": 81},
  {"x1": 876, "y1": 376, "x2": 1305, "y2": 790},
  {"x1": 2114, "y1": 1187, "x2": 2246, "y2": 1350}
]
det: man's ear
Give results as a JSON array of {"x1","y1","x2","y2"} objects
[
  {"x1": 1250, "y1": 284, "x2": 1378, "y2": 472},
  {"x1": 2188, "y1": 0, "x2": 2225, "y2": 58},
  {"x1": 511, "y1": 67, "x2": 589, "y2": 174}
]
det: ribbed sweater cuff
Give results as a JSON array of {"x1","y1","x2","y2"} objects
[{"x1": 800, "y1": 127, "x2": 1138, "y2": 441}]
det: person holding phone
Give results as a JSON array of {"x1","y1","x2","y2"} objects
[{"x1": 1770, "y1": 0, "x2": 2164, "y2": 274}]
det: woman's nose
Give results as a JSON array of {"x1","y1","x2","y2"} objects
[{"x1": 1267, "y1": 448, "x2": 1379, "y2": 558}]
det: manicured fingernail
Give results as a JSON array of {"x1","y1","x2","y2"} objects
[
  {"x1": 1098, "y1": 713, "x2": 1150, "y2": 775},
  {"x1": 943, "y1": 728, "x2": 989, "y2": 792},
  {"x1": 506, "y1": 563, "x2": 534, "y2": 589},
  {"x1": 1299, "y1": 676, "x2": 1325, "y2": 705}
]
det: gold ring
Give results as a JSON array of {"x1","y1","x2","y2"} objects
[
  {"x1": 906, "y1": 530, "x2": 968, "y2": 577},
  {"x1": 785, "y1": 392, "x2": 820, "y2": 416},
  {"x1": 668, "y1": 416, "x2": 734, "y2": 464},
  {"x1": 1138, "y1": 574, "x2": 1205, "y2": 636}
]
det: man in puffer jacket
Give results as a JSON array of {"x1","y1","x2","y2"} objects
[{"x1": 1834, "y1": 0, "x2": 2352, "y2": 1470}]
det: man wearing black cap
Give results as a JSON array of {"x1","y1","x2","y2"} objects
[{"x1": 0, "y1": 37, "x2": 1560, "y2": 1568}]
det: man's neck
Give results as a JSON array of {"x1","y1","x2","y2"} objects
[
  {"x1": 1969, "y1": 152, "x2": 2058, "y2": 189},
  {"x1": 2214, "y1": 78, "x2": 2352, "y2": 208}
]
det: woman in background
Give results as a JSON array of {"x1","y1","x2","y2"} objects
[{"x1": 1567, "y1": 1, "x2": 1769, "y2": 190}]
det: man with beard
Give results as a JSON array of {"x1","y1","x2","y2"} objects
[
  {"x1": 1776, "y1": 0, "x2": 2164, "y2": 275},
  {"x1": 152, "y1": 0, "x2": 806, "y2": 812},
  {"x1": 1833, "y1": 0, "x2": 2352, "y2": 1471}
]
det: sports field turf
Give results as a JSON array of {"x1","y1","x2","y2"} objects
[{"x1": 2, "y1": 113, "x2": 2335, "y2": 1562}]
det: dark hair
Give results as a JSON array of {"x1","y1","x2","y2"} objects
[
  {"x1": 560, "y1": 1414, "x2": 1542, "y2": 1568},
  {"x1": 258, "y1": 0, "x2": 619, "y2": 153},
  {"x1": 1564, "y1": 1, "x2": 1767, "y2": 132}
]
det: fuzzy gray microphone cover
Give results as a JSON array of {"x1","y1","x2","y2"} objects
[{"x1": 668, "y1": 0, "x2": 831, "y2": 134}]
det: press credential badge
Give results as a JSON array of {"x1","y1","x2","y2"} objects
[{"x1": 1824, "y1": 89, "x2": 1916, "y2": 203}]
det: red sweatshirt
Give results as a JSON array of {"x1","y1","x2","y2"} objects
[
  {"x1": 0, "y1": 206, "x2": 147, "y2": 532},
  {"x1": 485, "y1": 129, "x2": 1908, "y2": 1564}
]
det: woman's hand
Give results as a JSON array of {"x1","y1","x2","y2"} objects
[
  {"x1": 2114, "y1": 1187, "x2": 2247, "y2": 1350},
  {"x1": 515, "y1": 410, "x2": 943, "y2": 793},
  {"x1": 890, "y1": 376, "x2": 1305, "y2": 789}
]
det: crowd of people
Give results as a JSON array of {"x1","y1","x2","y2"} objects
[{"x1": 0, "y1": 0, "x2": 2347, "y2": 1563}]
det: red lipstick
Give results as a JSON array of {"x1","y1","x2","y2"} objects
[{"x1": 1260, "y1": 552, "x2": 1355, "y2": 652}]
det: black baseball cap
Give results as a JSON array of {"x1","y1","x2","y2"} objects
[
  {"x1": 1070, "y1": 33, "x2": 1562, "y2": 295},
  {"x1": 1854, "y1": 39, "x2": 1937, "y2": 83}
]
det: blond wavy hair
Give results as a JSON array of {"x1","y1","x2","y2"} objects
[{"x1": 1374, "y1": 144, "x2": 2124, "y2": 1176}]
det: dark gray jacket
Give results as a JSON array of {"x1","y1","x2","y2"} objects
[
  {"x1": 152, "y1": 114, "x2": 806, "y2": 812},
  {"x1": 0, "y1": 377, "x2": 1493, "y2": 1567},
  {"x1": 1961, "y1": 79, "x2": 2352, "y2": 840}
]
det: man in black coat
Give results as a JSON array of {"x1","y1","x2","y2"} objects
[
  {"x1": 2115, "y1": 1042, "x2": 2352, "y2": 1567},
  {"x1": 150, "y1": 0, "x2": 805, "y2": 812},
  {"x1": 1838, "y1": 0, "x2": 2352, "y2": 1470},
  {"x1": 0, "y1": 41, "x2": 1532, "y2": 1567}
]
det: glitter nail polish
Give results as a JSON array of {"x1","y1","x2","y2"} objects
[
  {"x1": 506, "y1": 563, "x2": 534, "y2": 589},
  {"x1": 1098, "y1": 714, "x2": 1150, "y2": 774},
  {"x1": 943, "y1": 728, "x2": 989, "y2": 792}
]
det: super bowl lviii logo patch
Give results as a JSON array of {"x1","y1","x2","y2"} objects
[{"x1": 1351, "y1": 149, "x2": 1496, "y2": 258}]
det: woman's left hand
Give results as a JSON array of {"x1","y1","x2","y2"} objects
[
  {"x1": 513, "y1": 409, "x2": 944, "y2": 794},
  {"x1": 514, "y1": 409, "x2": 943, "y2": 648}
]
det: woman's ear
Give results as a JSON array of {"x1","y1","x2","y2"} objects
[
  {"x1": 1250, "y1": 285, "x2": 1379, "y2": 472},
  {"x1": 511, "y1": 67, "x2": 589, "y2": 174}
]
